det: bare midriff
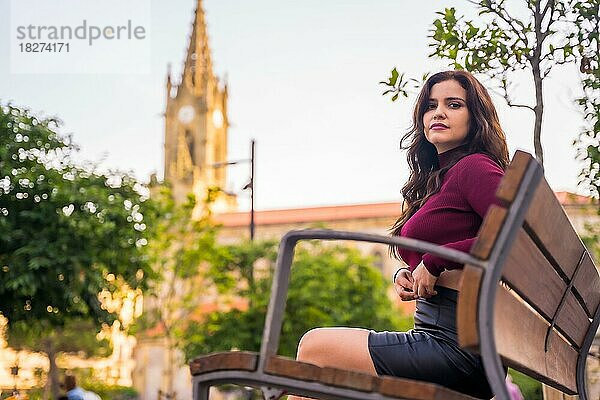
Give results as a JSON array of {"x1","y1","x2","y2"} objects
[{"x1": 436, "y1": 269, "x2": 462, "y2": 291}]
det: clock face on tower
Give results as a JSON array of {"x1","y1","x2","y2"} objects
[{"x1": 178, "y1": 105, "x2": 195, "y2": 124}]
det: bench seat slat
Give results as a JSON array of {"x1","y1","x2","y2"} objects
[
  {"x1": 265, "y1": 356, "x2": 478, "y2": 399},
  {"x1": 265, "y1": 355, "x2": 321, "y2": 382},
  {"x1": 266, "y1": 356, "x2": 377, "y2": 392},
  {"x1": 190, "y1": 351, "x2": 258, "y2": 375},
  {"x1": 321, "y1": 366, "x2": 378, "y2": 392},
  {"x1": 378, "y1": 376, "x2": 480, "y2": 400}
]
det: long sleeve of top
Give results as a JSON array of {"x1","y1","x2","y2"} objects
[{"x1": 398, "y1": 147, "x2": 505, "y2": 277}]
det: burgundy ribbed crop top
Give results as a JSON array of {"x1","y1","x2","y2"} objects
[{"x1": 398, "y1": 146, "x2": 505, "y2": 276}]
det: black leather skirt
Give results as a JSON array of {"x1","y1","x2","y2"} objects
[{"x1": 368, "y1": 286, "x2": 495, "y2": 399}]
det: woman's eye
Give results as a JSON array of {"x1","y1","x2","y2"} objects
[
  {"x1": 427, "y1": 103, "x2": 436, "y2": 110},
  {"x1": 449, "y1": 102, "x2": 461, "y2": 109}
]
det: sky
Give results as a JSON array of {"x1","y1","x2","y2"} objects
[{"x1": 0, "y1": 0, "x2": 590, "y2": 211}]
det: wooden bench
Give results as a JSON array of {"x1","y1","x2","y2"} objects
[{"x1": 190, "y1": 150, "x2": 600, "y2": 400}]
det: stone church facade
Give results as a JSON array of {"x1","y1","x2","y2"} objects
[{"x1": 162, "y1": 0, "x2": 236, "y2": 214}]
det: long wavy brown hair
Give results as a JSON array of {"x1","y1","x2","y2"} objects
[{"x1": 389, "y1": 70, "x2": 509, "y2": 260}]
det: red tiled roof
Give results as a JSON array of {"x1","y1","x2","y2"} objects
[
  {"x1": 142, "y1": 299, "x2": 248, "y2": 337},
  {"x1": 554, "y1": 191, "x2": 597, "y2": 206},
  {"x1": 214, "y1": 192, "x2": 596, "y2": 228},
  {"x1": 214, "y1": 202, "x2": 402, "y2": 227}
]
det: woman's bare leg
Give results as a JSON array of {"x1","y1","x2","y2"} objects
[{"x1": 286, "y1": 327, "x2": 377, "y2": 400}]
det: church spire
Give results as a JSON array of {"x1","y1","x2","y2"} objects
[
  {"x1": 163, "y1": 0, "x2": 235, "y2": 211},
  {"x1": 182, "y1": 0, "x2": 214, "y2": 96}
]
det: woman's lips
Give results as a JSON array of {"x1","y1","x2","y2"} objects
[{"x1": 430, "y1": 125, "x2": 448, "y2": 130}]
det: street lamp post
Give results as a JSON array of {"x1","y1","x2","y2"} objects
[
  {"x1": 249, "y1": 139, "x2": 255, "y2": 240},
  {"x1": 209, "y1": 139, "x2": 255, "y2": 240}
]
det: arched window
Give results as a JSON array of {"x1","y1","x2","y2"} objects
[{"x1": 185, "y1": 129, "x2": 195, "y2": 165}]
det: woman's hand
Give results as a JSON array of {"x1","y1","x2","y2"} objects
[
  {"x1": 393, "y1": 268, "x2": 418, "y2": 301},
  {"x1": 412, "y1": 262, "x2": 438, "y2": 298}
]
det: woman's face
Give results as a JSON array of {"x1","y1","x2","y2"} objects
[{"x1": 422, "y1": 79, "x2": 471, "y2": 154}]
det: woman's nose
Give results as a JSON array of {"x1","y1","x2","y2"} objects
[{"x1": 432, "y1": 106, "x2": 446, "y2": 119}]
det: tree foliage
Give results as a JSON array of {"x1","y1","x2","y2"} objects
[
  {"x1": 428, "y1": 0, "x2": 586, "y2": 166},
  {"x1": 573, "y1": 1, "x2": 600, "y2": 199},
  {"x1": 381, "y1": 0, "x2": 596, "y2": 167},
  {"x1": 181, "y1": 240, "x2": 409, "y2": 361},
  {"x1": 7, "y1": 318, "x2": 110, "y2": 357},
  {"x1": 139, "y1": 187, "x2": 219, "y2": 338},
  {"x1": 7, "y1": 318, "x2": 112, "y2": 400},
  {"x1": 0, "y1": 104, "x2": 152, "y2": 326},
  {"x1": 0, "y1": 104, "x2": 153, "y2": 399},
  {"x1": 135, "y1": 186, "x2": 220, "y2": 398}
]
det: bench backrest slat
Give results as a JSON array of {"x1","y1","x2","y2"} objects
[
  {"x1": 572, "y1": 253, "x2": 600, "y2": 317},
  {"x1": 503, "y1": 228, "x2": 566, "y2": 319},
  {"x1": 470, "y1": 206, "x2": 507, "y2": 259},
  {"x1": 523, "y1": 178, "x2": 584, "y2": 279},
  {"x1": 502, "y1": 228, "x2": 590, "y2": 347},
  {"x1": 494, "y1": 286, "x2": 579, "y2": 394},
  {"x1": 498, "y1": 153, "x2": 600, "y2": 328},
  {"x1": 458, "y1": 264, "x2": 580, "y2": 394},
  {"x1": 457, "y1": 265, "x2": 484, "y2": 349},
  {"x1": 457, "y1": 150, "x2": 600, "y2": 396}
]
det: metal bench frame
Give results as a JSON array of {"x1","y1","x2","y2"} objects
[{"x1": 192, "y1": 155, "x2": 600, "y2": 400}]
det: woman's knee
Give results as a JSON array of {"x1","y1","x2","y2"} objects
[
  {"x1": 295, "y1": 327, "x2": 375, "y2": 374},
  {"x1": 296, "y1": 327, "x2": 328, "y2": 362}
]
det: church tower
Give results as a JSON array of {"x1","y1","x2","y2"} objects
[{"x1": 163, "y1": 0, "x2": 237, "y2": 213}]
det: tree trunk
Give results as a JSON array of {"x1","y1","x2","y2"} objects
[
  {"x1": 42, "y1": 379, "x2": 51, "y2": 400},
  {"x1": 44, "y1": 342, "x2": 60, "y2": 400},
  {"x1": 164, "y1": 334, "x2": 175, "y2": 399},
  {"x1": 532, "y1": 60, "x2": 544, "y2": 167},
  {"x1": 532, "y1": 0, "x2": 545, "y2": 166}
]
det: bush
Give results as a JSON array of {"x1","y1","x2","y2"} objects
[
  {"x1": 22, "y1": 367, "x2": 139, "y2": 400},
  {"x1": 23, "y1": 384, "x2": 138, "y2": 400},
  {"x1": 84, "y1": 383, "x2": 138, "y2": 400},
  {"x1": 509, "y1": 368, "x2": 542, "y2": 400}
]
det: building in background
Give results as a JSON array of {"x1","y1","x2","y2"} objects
[
  {"x1": 1, "y1": 192, "x2": 596, "y2": 398},
  {"x1": 162, "y1": 0, "x2": 236, "y2": 213},
  {"x1": 131, "y1": 196, "x2": 600, "y2": 399}
]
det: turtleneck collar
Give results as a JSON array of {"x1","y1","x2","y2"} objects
[{"x1": 437, "y1": 143, "x2": 470, "y2": 168}]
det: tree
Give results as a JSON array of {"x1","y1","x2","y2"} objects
[
  {"x1": 573, "y1": 1, "x2": 600, "y2": 199},
  {"x1": 7, "y1": 318, "x2": 111, "y2": 399},
  {"x1": 382, "y1": 0, "x2": 588, "y2": 166},
  {"x1": 180, "y1": 239, "x2": 409, "y2": 361},
  {"x1": 136, "y1": 186, "x2": 220, "y2": 400},
  {"x1": 0, "y1": 104, "x2": 153, "y2": 398}
]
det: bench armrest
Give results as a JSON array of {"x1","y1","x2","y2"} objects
[{"x1": 257, "y1": 229, "x2": 487, "y2": 372}]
